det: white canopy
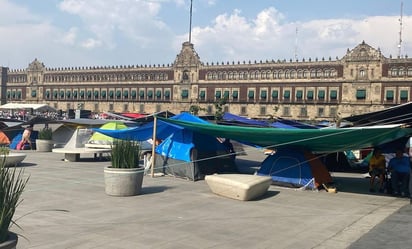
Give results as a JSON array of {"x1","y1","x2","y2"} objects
[{"x1": 0, "y1": 103, "x2": 57, "y2": 112}]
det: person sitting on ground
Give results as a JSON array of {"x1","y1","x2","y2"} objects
[
  {"x1": 20, "y1": 124, "x2": 34, "y2": 150},
  {"x1": 368, "y1": 147, "x2": 386, "y2": 193},
  {"x1": 388, "y1": 148, "x2": 410, "y2": 197}
]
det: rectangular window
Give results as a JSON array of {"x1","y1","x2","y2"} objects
[
  {"x1": 241, "y1": 106, "x2": 247, "y2": 115},
  {"x1": 296, "y1": 90, "x2": 303, "y2": 99},
  {"x1": 283, "y1": 106, "x2": 290, "y2": 116},
  {"x1": 300, "y1": 107, "x2": 307, "y2": 117},
  {"x1": 318, "y1": 107, "x2": 324, "y2": 117},
  {"x1": 283, "y1": 90, "x2": 290, "y2": 99},
  {"x1": 207, "y1": 105, "x2": 213, "y2": 114},
  {"x1": 318, "y1": 90, "x2": 325, "y2": 99},
  {"x1": 386, "y1": 90, "x2": 394, "y2": 100},
  {"x1": 260, "y1": 106, "x2": 266, "y2": 115},
  {"x1": 248, "y1": 90, "x2": 254, "y2": 99},
  {"x1": 232, "y1": 90, "x2": 238, "y2": 98},
  {"x1": 272, "y1": 90, "x2": 278, "y2": 99},
  {"x1": 330, "y1": 90, "x2": 337, "y2": 100},
  {"x1": 215, "y1": 90, "x2": 221, "y2": 98},
  {"x1": 223, "y1": 91, "x2": 229, "y2": 98},
  {"x1": 330, "y1": 107, "x2": 337, "y2": 117},
  {"x1": 356, "y1": 89, "x2": 366, "y2": 99},
  {"x1": 307, "y1": 90, "x2": 314, "y2": 100},
  {"x1": 260, "y1": 90, "x2": 267, "y2": 99},
  {"x1": 181, "y1": 89, "x2": 188, "y2": 98},
  {"x1": 400, "y1": 90, "x2": 408, "y2": 100}
]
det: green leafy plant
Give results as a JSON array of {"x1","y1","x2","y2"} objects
[
  {"x1": 38, "y1": 127, "x2": 53, "y2": 140},
  {"x1": 0, "y1": 160, "x2": 29, "y2": 243},
  {"x1": 110, "y1": 139, "x2": 140, "y2": 169},
  {"x1": 0, "y1": 146, "x2": 10, "y2": 156}
]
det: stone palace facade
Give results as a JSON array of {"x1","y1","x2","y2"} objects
[{"x1": 1, "y1": 41, "x2": 411, "y2": 121}]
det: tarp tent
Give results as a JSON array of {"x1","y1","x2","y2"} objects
[
  {"x1": 0, "y1": 103, "x2": 56, "y2": 112},
  {"x1": 257, "y1": 148, "x2": 333, "y2": 190},
  {"x1": 154, "y1": 129, "x2": 236, "y2": 181},
  {"x1": 87, "y1": 121, "x2": 128, "y2": 146},
  {"x1": 0, "y1": 130, "x2": 11, "y2": 145},
  {"x1": 158, "y1": 117, "x2": 412, "y2": 154},
  {"x1": 95, "y1": 112, "x2": 236, "y2": 181},
  {"x1": 342, "y1": 101, "x2": 412, "y2": 127}
]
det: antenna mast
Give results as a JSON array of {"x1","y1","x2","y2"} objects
[
  {"x1": 294, "y1": 27, "x2": 298, "y2": 61},
  {"x1": 189, "y1": 0, "x2": 193, "y2": 43},
  {"x1": 398, "y1": 1, "x2": 403, "y2": 57}
]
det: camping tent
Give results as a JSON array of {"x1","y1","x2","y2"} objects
[
  {"x1": 95, "y1": 112, "x2": 236, "y2": 181},
  {"x1": 87, "y1": 121, "x2": 128, "y2": 147},
  {"x1": 257, "y1": 148, "x2": 333, "y2": 190}
]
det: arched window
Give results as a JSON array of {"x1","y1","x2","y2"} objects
[
  {"x1": 261, "y1": 71, "x2": 266, "y2": 79},
  {"x1": 359, "y1": 69, "x2": 366, "y2": 78},
  {"x1": 399, "y1": 67, "x2": 405, "y2": 77},
  {"x1": 297, "y1": 70, "x2": 303, "y2": 78},
  {"x1": 290, "y1": 70, "x2": 296, "y2": 79},
  {"x1": 277, "y1": 71, "x2": 283, "y2": 79},
  {"x1": 408, "y1": 67, "x2": 412, "y2": 77},
  {"x1": 390, "y1": 67, "x2": 398, "y2": 76},
  {"x1": 316, "y1": 69, "x2": 322, "y2": 78},
  {"x1": 310, "y1": 70, "x2": 316, "y2": 78},
  {"x1": 284, "y1": 70, "x2": 290, "y2": 79}
]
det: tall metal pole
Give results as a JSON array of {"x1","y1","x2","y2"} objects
[
  {"x1": 189, "y1": 0, "x2": 193, "y2": 43},
  {"x1": 398, "y1": 1, "x2": 403, "y2": 57}
]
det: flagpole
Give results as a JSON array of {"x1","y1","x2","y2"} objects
[{"x1": 189, "y1": 0, "x2": 193, "y2": 43}]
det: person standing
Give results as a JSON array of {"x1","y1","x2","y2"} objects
[
  {"x1": 368, "y1": 148, "x2": 386, "y2": 193},
  {"x1": 388, "y1": 148, "x2": 410, "y2": 197}
]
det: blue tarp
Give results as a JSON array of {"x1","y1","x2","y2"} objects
[
  {"x1": 221, "y1": 112, "x2": 317, "y2": 129},
  {"x1": 93, "y1": 112, "x2": 205, "y2": 141},
  {"x1": 94, "y1": 112, "x2": 227, "y2": 162}
]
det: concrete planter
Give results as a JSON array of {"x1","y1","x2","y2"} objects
[
  {"x1": 0, "y1": 232, "x2": 18, "y2": 249},
  {"x1": 35, "y1": 139, "x2": 54, "y2": 152},
  {"x1": 0, "y1": 153, "x2": 26, "y2": 167},
  {"x1": 104, "y1": 167, "x2": 144, "y2": 196}
]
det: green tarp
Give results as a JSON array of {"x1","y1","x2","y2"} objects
[{"x1": 157, "y1": 117, "x2": 412, "y2": 153}]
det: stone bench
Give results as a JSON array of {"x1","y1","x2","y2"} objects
[
  {"x1": 52, "y1": 147, "x2": 112, "y2": 162},
  {"x1": 205, "y1": 174, "x2": 272, "y2": 201}
]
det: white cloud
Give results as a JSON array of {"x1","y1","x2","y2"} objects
[
  {"x1": 58, "y1": 0, "x2": 169, "y2": 49},
  {"x1": 59, "y1": 27, "x2": 78, "y2": 45},
  {"x1": 81, "y1": 38, "x2": 103, "y2": 49},
  {"x1": 1, "y1": 0, "x2": 411, "y2": 69},
  {"x1": 185, "y1": 8, "x2": 412, "y2": 63}
]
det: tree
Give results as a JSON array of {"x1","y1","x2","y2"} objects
[
  {"x1": 189, "y1": 105, "x2": 205, "y2": 115},
  {"x1": 214, "y1": 98, "x2": 227, "y2": 120}
]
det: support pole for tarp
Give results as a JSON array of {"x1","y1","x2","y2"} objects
[{"x1": 150, "y1": 115, "x2": 157, "y2": 177}]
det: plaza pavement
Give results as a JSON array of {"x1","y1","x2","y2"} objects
[{"x1": 9, "y1": 147, "x2": 412, "y2": 249}]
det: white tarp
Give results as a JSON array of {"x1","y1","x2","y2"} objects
[{"x1": 0, "y1": 103, "x2": 57, "y2": 112}]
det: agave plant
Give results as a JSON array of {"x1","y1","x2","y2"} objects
[
  {"x1": 110, "y1": 139, "x2": 140, "y2": 169},
  {"x1": 37, "y1": 127, "x2": 53, "y2": 140},
  {"x1": 0, "y1": 159, "x2": 29, "y2": 243}
]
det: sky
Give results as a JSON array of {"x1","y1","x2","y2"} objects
[{"x1": 0, "y1": 0, "x2": 411, "y2": 69}]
